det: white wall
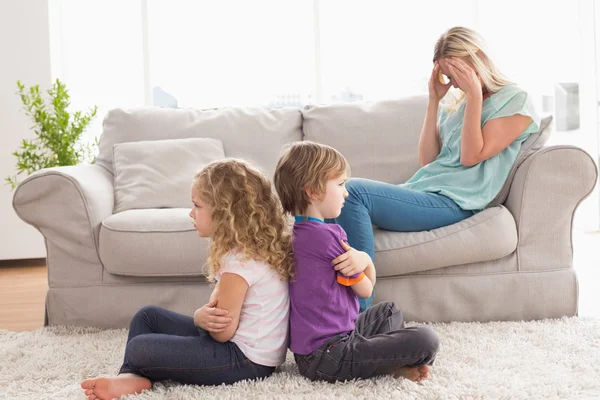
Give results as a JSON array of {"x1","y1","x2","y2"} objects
[{"x1": 0, "y1": 1, "x2": 51, "y2": 259}]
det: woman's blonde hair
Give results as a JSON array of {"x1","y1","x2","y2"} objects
[
  {"x1": 274, "y1": 141, "x2": 350, "y2": 216},
  {"x1": 193, "y1": 159, "x2": 293, "y2": 282},
  {"x1": 433, "y1": 26, "x2": 512, "y2": 111}
]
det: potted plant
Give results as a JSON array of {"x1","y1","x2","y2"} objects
[{"x1": 5, "y1": 79, "x2": 98, "y2": 190}]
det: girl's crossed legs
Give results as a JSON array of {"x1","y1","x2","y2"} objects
[{"x1": 81, "y1": 306, "x2": 274, "y2": 399}]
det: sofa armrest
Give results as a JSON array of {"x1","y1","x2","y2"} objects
[
  {"x1": 12, "y1": 165, "x2": 114, "y2": 286},
  {"x1": 505, "y1": 145, "x2": 597, "y2": 271}
]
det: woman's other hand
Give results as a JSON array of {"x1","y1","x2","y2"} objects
[
  {"x1": 429, "y1": 62, "x2": 451, "y2": 102},
  {"x1": 193, "y1": 298, "x2": 232, "y2": 332},
  {"x1": 446, "y1": 57, "x2": 482, "y2": 98}
]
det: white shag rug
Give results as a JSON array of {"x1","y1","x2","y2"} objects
[{"x1": 2, "y1": 317, "x2": 600, "y2": 400}]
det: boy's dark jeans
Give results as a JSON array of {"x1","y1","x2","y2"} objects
[
  {"x1": 294, "y1": 301, "x2": 439, "y2": 382},
  {"x1": 119, "y1": 305, "x2": 274, "y2": 386}
]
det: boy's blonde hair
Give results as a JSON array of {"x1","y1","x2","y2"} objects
[
  {"x1": 433, "y1": 26, "x2": 512, "y2": 111},
  {"x1": 193, "y1": 159, "x2": 294, "y2": 282},
  {"x1": 274, "y1": 141, "x2": 350, "y2": 216}
]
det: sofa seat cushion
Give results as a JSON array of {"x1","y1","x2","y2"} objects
[
  {"x1": 99, "y1": 209, "x2": 208, "y2": 277},
  {"x1": 374, "y1": 206, "x2": 517, "y2": 277}
]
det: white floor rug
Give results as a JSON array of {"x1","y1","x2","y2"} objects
[{"x1": 2, "y1": 317, "x2": 600, "y2": 400}]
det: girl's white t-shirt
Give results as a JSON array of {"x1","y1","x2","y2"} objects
[{"x1": 216, "y1": 252, "x2": 289, "y2": 367}]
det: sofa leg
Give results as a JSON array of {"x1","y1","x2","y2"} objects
[{"x1": 44, "y1": 293, "x2": 49, "y2": 326}]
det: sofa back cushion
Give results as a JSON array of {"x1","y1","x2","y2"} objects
[
  {"x1": 112, "y1": 137, "x2": 225, "y2": 213},
  {"x1": 486, "y1": 114, "x2": 553, "y2": 208},
  {"x1": 302, "y1": 96, "x2": 428, "y2": 184},
  {"x1": 97, "y1": 106, "x2": 303, "y2": 179}
]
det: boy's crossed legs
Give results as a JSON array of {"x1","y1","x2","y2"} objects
[{"x1": 295, "y1": 301, "x2": 439, "y2": 383}]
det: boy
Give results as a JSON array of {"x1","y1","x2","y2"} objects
[{"x1": 274, "y1": 141, "x2": 439, "y2": 383}]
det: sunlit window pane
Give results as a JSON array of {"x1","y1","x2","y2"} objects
[
  {"x1": 318, "y1": 0, "x2": 476, "y2": 103},
  {"x1": 477, "y1": 0, "x2": 581, "y2": 132},
  {"x1": 147, "y1": 0, "x2": 315, "y2": 108},
  {"x1": 49, "y1": 0, "x2": 145, "y2": 138}
]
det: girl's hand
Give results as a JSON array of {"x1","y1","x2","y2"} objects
[
  {"x1": 193, "y1": 299, "x2": 232, "y2": 333},
  {"x1": 332, "y1": 241, "x2": 372, "y2": 277},
  {"x1": 429, "y1": 61, "x2": 451, "y2": 102},
  {"x1": 446, "y1": 57, "x2": 482, "y2": 98}
]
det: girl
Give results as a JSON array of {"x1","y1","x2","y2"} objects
[
  {"x1": 81, "y1": 159, "x2": 293, "y2": 400},
  {"x1": 335, "y1": 26, "x2": 541, "y2": 311}
]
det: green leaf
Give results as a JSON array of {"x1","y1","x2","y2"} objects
[{"x1": 6, "y1": 79, "x2": 99, "y2": 191}]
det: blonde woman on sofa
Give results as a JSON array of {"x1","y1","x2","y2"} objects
[
  {"x1": 334, "y1": 26, "x2": 541, "y2": 311},
  {"x1": 81, "y1": 159, "x2": 293, "y2": 399}
]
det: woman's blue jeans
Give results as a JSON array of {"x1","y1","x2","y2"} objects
[{"x1": 334, "y1": 178, "x2": 474, "y2": 312}]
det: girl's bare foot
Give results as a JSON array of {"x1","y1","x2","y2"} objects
[
  {"x1": 80, "y1": 373, "x2": 152, "y2": 400},
  {"x1": 394, "y1": 365, "x2": 430, "y2": 382}
]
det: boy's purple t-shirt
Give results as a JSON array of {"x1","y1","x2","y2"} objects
[{"x1": 289, "y1": 220, "x2": 360, "y2": 355}]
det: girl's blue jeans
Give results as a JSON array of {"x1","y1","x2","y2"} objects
[
  {"x1": 334, "y1": 178, "x2": 474, "y2": 312},
  {"x1": 119, "y1": 306, "x2": 274, "y2": 385}
]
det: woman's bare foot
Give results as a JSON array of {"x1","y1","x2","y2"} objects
[
  {"x1": 394, "y1": 365, "x2": 430, "y2": 382},
  {"x1": 80, "y1": 373, "x2": 152, "y2": 400}
]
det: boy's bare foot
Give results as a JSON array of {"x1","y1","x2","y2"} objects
[
  {"x1": 80, "y1": 373, "x2": 152, "y2": 400},
  {"x1": 394, "y1": 365, "x2": 430, "y2": 382}
]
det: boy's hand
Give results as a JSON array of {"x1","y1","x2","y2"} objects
[
  {"x1": 332, "y1": 241, "x2": 371, "y2": 277},
  {"x1": 193, "y1": 298, "x2": 232, "y2": 332}
]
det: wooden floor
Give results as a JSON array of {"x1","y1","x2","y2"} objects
[{"x1": 0, "y1": 258, "x2": 47, "y2": 331}]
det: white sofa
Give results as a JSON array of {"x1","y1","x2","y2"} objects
[{"x1": 12, "y1": 95, "x2": 598, "y2": 328}]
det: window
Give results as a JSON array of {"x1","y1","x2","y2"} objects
[{"x1": 50, "y1": 1, "x2": 586, "y2": 124}]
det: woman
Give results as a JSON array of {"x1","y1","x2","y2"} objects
[{"x1": 333, "y1": 26, "x2": 541, "y2": 311}]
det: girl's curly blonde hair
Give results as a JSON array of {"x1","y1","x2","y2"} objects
[{"x1": 193, "y1": 158, "x2": 294, "y2": 282}]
